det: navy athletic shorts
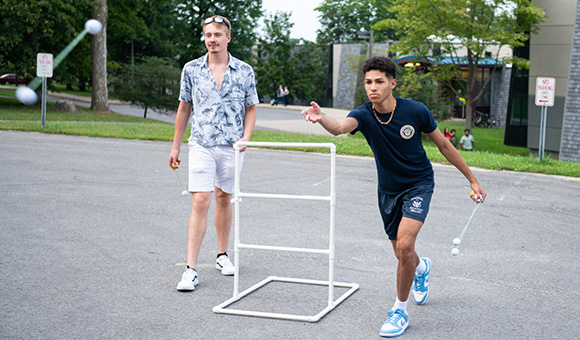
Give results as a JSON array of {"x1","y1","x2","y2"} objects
[{"x1": 378, "y1": 184, "x2": 434, "y2": 240}]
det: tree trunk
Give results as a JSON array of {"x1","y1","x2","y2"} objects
[
  {"x1": 90, "y1": 0, "x2": 110, "y2": 112},
  {"x1": 465, "y1": 99, "x2": 473, "y2": 129},
  {"x1": 144, "y1": 105, "x2": 148, "y2": 119}
]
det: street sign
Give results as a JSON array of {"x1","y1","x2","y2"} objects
[
  {"x1": 357, "y1": 31, "x2": 370, "y2": 39},
  {"x1": 534, "y1": 77, "x2": 555, "y2": 160},
  {"x1": 535, "y1": 77, "x2": 555, "y2": 107},
  {"x1": 37, "y1": 53, "x2": 53, "y2": 78}
]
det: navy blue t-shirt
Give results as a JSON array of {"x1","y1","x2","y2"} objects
[{"x1": 348, "y1": 98, "x2": 438, "y2": 194}]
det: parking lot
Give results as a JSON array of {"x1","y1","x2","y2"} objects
[{"x1": 1, "y1": 130, "x2": 579, "y2": 339}]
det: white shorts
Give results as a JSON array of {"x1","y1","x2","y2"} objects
[{"x1": 187, "y1": 142, "x2": 244, "y2": 194}]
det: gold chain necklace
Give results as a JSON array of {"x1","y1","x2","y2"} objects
[{"x1": 372, "y1": 98, "x2": 397, "y2": 125}]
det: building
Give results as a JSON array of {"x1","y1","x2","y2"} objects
[
  {"x1": 506, "y1": 0, "x2": 580, "y2": 162},
  {"x1": 327, "y1": 42, "x2": 511, "y2": 128}
]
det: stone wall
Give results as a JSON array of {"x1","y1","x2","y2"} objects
[
  {"x1": 560, "y1": 2, "x2": 580, "y2": 162},
  {"x1": 333, "y1": 43, "x2": 391, "y2": 110},
  {"x1": 490, "y1": 67, "x2": 511, "y2": 129},
  {"x1": 334, "y1": 44, "x2": 364, "y2": 110}
]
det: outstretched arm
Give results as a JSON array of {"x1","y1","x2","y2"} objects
[
  {"x1": 300, "y1": 101, "x2": 358, "y2": 136},
  {"x1": 427, "y1": 128, "x2": 486, "y2": 203}
]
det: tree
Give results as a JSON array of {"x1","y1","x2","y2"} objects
[
  {"x1": 373, "y1": 0, "x2": 545, "y2": 128},
  {"x1": 394, "y1": 66, "x2": 450, "y2": 121},
  {"x1": 91, "y1": 0, "x2": 110, "y2": 111},
  {"x1": 315, "y1": 0, "x2": 375, "y2": 46},
  {"x1": 131, "y1": 0, "x2": 182, "y2": 60},
  {"x1": 0, "y1": 0, "x2": 93, "y2": 85},
  {"x1": 253, "y1": 11, "x2": 295, "y2": 101},
  {"x1": 253, "y1": 11, "x2": 328, "y2": 104},
  {"x1": 290, "y1": 41, "x2": 327, "y2": 104},
  {"x1": 107, "y1": 0, "x2": 151, "y2": 65},
  {"x1": 114, "y1": 57, "x2": 181, "y2": 118}
]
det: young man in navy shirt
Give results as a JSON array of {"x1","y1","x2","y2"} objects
[{"x1": 301, "y1": 56, "x2": 486, "y2": 337}]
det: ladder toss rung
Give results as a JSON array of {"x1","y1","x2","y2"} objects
[
  {"x1": 239, "y1": 192, "x2": 331, "y2": 201},
  {"x1": 237, "y1": 243, "x2": 331, "y2": 255}
]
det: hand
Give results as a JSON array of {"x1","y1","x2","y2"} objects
[
  {"x1": 235, "y1": 136, "x2": 249, "y2": 152},
  {"x1": 470, "y1": 185, "x2": 486, "y2": 203},
  {"x1": 301, "y1": 101, "x2": 323, "y2": 123},
  {"x1": 169, "y1": 151, "x2": 180, "y2": 169}
]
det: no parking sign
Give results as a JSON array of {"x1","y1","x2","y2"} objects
[
  {"x1": 535, "y1": 76, "x2": 555, "y2": 161},
  {"x1": 37, "y1": 53, "x2": 53, "y2": 128},
  {"x1": 535, "y1": 77, "x2": 555, "y2": 107},
  {"x1": 37, "y1": 53, "x2": 53, "y2": 78}
]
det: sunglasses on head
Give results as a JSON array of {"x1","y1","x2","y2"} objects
[{"x1": 203, "y1": 17, "x2": 229, "y2": 27}]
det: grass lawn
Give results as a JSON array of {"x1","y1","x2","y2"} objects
[
  {"x1": 1, "y1": 96, "x2": 578, "y2": 177},
  {"x1": 0, "y1": 83, "x2": 120, "y2": 100},
  {"x1": 0, "y1": 96, "x2": 180, "y2": 140}
]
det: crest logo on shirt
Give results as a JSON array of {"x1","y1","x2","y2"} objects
[{"x1": 400, "y1": 125, "x2": 415, "y2": 139}]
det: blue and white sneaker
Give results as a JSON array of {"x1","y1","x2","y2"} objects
[
  {"x1": 379, "y1": 308, "x2": 409, "y2": 337},
  {"x1": 412, "y1": 257, "x2": 431, "y2": 304}
]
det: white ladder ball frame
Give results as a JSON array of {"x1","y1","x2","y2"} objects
[{"x1": 212, "y1": 141, "x2": 359, "y2": 322}]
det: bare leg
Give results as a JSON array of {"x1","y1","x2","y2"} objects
[
  {"x1": 390, "y1": 217, "x2": 423, "y2": 302},
  {"x1": 186, "y1": 192, "x2": 212, "y2": 268},
  {"x1": 214, "y1": 187, "x2": 232, "y2": 254}
]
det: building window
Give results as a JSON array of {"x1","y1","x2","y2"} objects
[{"x1": 504, "y1": 40, "x2": 529, "y2": 147}]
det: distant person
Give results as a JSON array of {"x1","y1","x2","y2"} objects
[
  {"x1": 283, "y1": 86, "x2": 290, "y2": 106},
  {"x1": 449, "y1": 129, "x2": 458, "y2": 149},
  {"x1": 169, "y1": 15, "x2": 258, "y2": 292},
  {"x1": 300, "y1": 56, "x2": 486, "y2": 338},
  {"x1": 460, "y1": 128, "x2": 475, "y2": 151},
  {"x1": 443, "y1": 127, "x2": 451, "y2": 139},
  {"x1": 276, "y1": 84, "x2": 284, "y2": 106}
]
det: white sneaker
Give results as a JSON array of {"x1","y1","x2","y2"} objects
[
  {"x1": 216, "y1": 254, "x2": 235, "y2": 276},
  {"x1": 176, "y1": 268, "x2": 199, "y2": 291}
]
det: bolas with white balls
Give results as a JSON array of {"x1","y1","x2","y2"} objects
[
  {"x1": 85, "y1": 19, "x2": 103, "y2": 35},
  {"x1": 15, "y1": 19, "x2": 103, "y2": 106},
  {"x1": 230, "y1": 197, "x2": 243, "y2": 204},
  {"x1": 451, "y1": 247, "x2": 460, "y2": 256},
  {"x1": 16, "y1": 87, "x2": 38, "y2": 106},
  {"x1": 453, "y1": 238, "x2": 461, "y2": 246},
  {"x1": 181, "y1": 190, "x2": 189, "y2": 196},
  {"x1": 470, "y1": 190, "x2": 483, "y2": 203}
]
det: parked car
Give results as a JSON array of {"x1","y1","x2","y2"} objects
[{"x1": 0, "y1": 73, "x2": 29, "y2": 85}]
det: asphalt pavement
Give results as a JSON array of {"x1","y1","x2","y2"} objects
[{"x1": 1, "y1": 130, "x2": 580, "y2": 339}]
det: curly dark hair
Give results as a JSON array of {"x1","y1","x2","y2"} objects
[{"x1": 361, "y1": 56, "x2": 397, "y2": 79}]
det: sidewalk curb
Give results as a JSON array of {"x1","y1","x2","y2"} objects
[{"x1": 45, "y1": 91, "x2": 124, "y2": 105}]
